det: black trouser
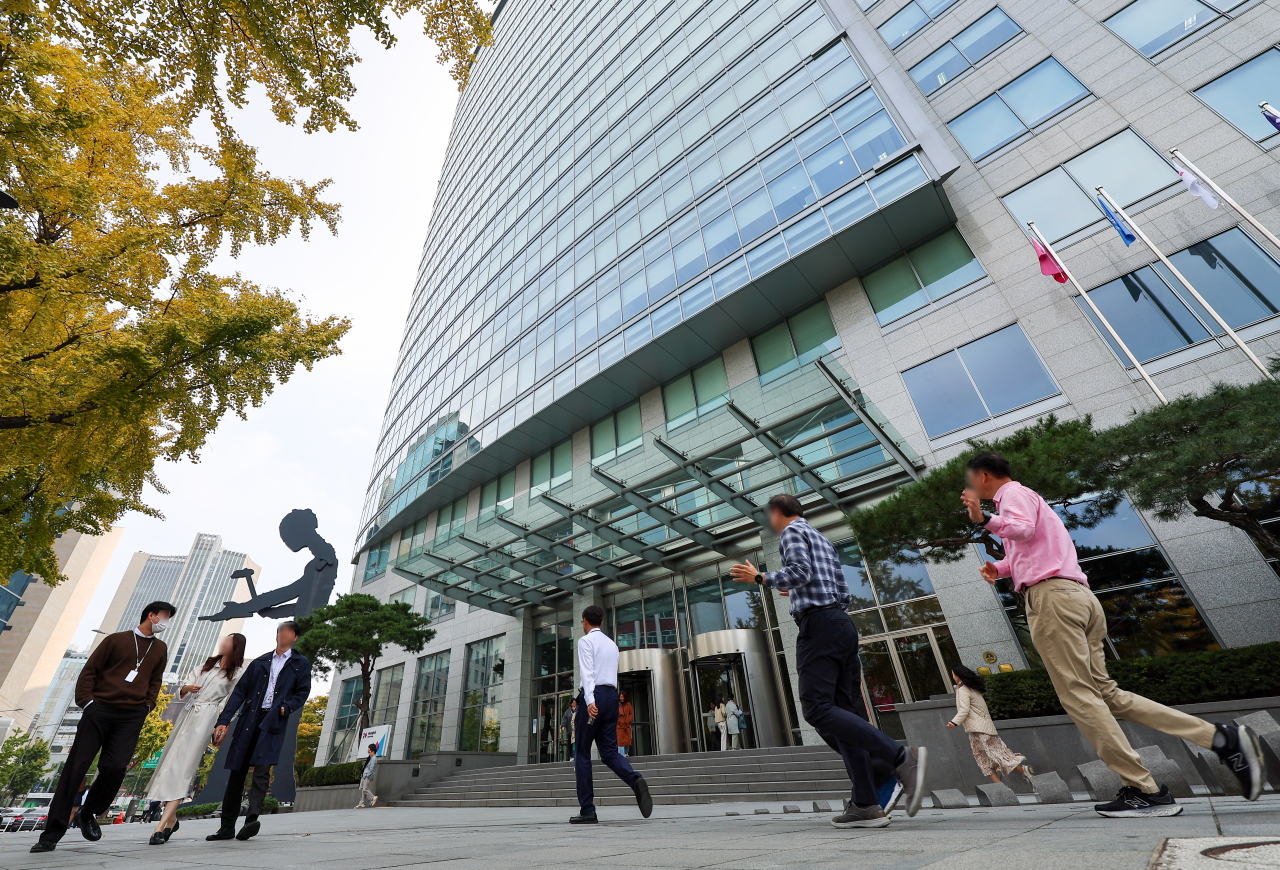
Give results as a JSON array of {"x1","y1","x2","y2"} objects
[
  {"x1": 219, "y1": 716, "x2": 272, "y2": 830},
  {"x1": 40, "y1": 701, "x2": 149, "y2": 843},
  {"x1": 574, "y1": 686, "x2": 641, "y2": 814},
  {"x1": 795, "y1": 607, "x2": 903, "y2": 806}
]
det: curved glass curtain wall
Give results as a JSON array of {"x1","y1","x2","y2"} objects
[{"x1": 359, "y1": 0, "x2": 925, "y2": 544}]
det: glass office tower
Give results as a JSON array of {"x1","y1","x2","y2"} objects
[{"x1": 327, "y1": 0, "x2": 1280, "y2": 766}]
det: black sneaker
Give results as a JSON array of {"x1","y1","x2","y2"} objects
[
  {"x1": 1213, "y1": 723, "x2": 1264, "y2": 801},
  {"x1": 632, "y1": 777, "x2": 653, "y2": 819},
  {"x1": 832, "y1": 800, "x2": 891, "y2": 828},
  {"x1": 569, "y1": 812, "x2": 598, "y2": 824},
  {"x1": 1094, "y1": 785, "x2": 1182, "y2": 817},
  {"x1": 894, "y1": 746, "x2": 928, "y2": 818}
]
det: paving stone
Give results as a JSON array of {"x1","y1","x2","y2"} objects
[
  {"x1": 1183, "y1": 740, "x2": 1243, "y2": 796},
  {"x1": 929, "y1": 788, "x2": 970, "y2": 809},
  {"x1": 754, "y1": 808, "x2": 770, "y2": 814},
  {"x1": 782, "y1": 805, "x2": 801, "y2": 814},
  {"x1": 1078, "y1": 760, "x2": 1124, "y2": 801},
  {"x1": 811, "y1": 800, "x2": 831, "y2": 812},
  {"x1": 725, "y1": 811, "x2": 740, "y2": 816},
  {"x1": 1028, "y1": 771, "x2": 1073, "y2": 804},
  {"x1": 1138, "y1": 745, "x2": 1194, "y2": 798},
  {"x1": 976, "y1": 782, "x2": 1020, "y2": 807}
]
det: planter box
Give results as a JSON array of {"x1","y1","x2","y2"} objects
[{"x1": 897, "y1": 694, "x2": 1280, "y2": 796}]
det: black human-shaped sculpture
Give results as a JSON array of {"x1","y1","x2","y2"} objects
[
  {"x1": 199, "y1": 508, "x2": 337, "y2": 622},
  {"x1": 194, "y1": 509, "x2": 336, "y2": 805}
]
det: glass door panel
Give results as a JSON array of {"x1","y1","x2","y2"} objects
[
  {"x1": 693, "y1": 662, "x2": 733, "y2": 751},
  {"x1": 893, "y1": 632, "x2": 949, "y2": 701},
  {"x1": 857, "y1": 639, "x2": 906, "y2": 740}
]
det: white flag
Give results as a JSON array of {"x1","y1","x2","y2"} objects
[{"x1": 1179, "y1": 170, "x2": 1218, "y2": 209}]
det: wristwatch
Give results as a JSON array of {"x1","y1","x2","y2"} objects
[{"x1": 980, "y1": 511, "x2": 993, "y2": 526}]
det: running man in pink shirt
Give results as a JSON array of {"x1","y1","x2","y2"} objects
[{"x1": 960, "y1": 451, "x2": 1264, "y2": 818}]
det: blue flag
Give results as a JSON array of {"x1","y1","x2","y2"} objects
[
  {"x1": 1098, "y1": 196, "x2": 1135, "y2": 246},
  {"x1": 1263, "y1": 108, "x2": 1280, "y2": 135}
]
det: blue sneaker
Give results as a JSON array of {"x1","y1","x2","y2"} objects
[{"x1": 877, "y1": 778, "x2": 903, "y2": 813}]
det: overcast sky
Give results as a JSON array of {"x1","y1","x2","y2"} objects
[{"x1": 69, "y1": 15, "x2": 462, "y2": 695}]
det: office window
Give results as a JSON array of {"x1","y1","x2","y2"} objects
[
  {"x1": 901, "y1": 324, "x2": 1058, "y2": 438},
  {"x1": 459, "y1": 635, "x2": 506, "y2": 752},
  {"x1": 434, "y1": 495, "x2": 468, "y2": 543},
  {"x1": 751, "y1": 300, "x2": 840, "y2": 383},
  {"x1": 530, "y1": 437, "x2": 574, "y2": 495},
  {"x1": 1105, "y1": 0, "x2": 1219, "y2": 58},
  {"x1": 1001, "y1": 129, "x2": 1178, "y2": 241},
  {"x1": 421, "y1": 588, "x2": 456, "y2": 623},
  {"x1": 407, "y1": 651, "x2": 450, "y2": 759},
  {"x1": 591, "y1": 400, "x2": 643, "y2": 463},
  {"x1": 663, "y1": 356, "x2": 730, "y2": 428},
  {"x1": 1079, "y1": 228, "x2": 1280, "y2": 364},
  {"x1": 879, "y1": 0, "x2": 960, "y2": 49},
  {"x1": 369, "y1": 663, "x2": 404, "y2": 736},
  {"x1": 328, "y1": 676, "x2": 363, "y2": 763},
  {"x1": 363, "y1": 539, "x2": 391, "y2": 582},
  {"x1": 948, "y1": 58, "x2": 1089, "y2": 159},
  {"x1": 861, "y1": 227, "x2": 985, "y2": 325},
  {"x1": 397, "y1": 518, "x2": 430, "y2": 559},
  {"x1": 1195, "y1": 49, "x2": 1280, "y2": 143},
  {"x1": 389, "y1": 586, "x2": 417, "y2": 609},
  {"x1": 479, "y1": 469, "x2": 516, "y2": 523},
  {"x1": 911, "y1": 8, "x2": 1022, "y2": 96}
]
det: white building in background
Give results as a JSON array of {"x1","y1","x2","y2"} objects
[
  {"x1": 30, "y1": 649, "x2": 89, "y2": 790},
  {"x1": 92, "y1": 534, "x2": 257, "y2": 682}
]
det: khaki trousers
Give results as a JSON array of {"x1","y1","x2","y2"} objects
[{"x1": 1025, "y1": 578, "x2": 1216, "y2": 792}]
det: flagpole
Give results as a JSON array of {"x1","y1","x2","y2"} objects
[
  {"x1": 1169, "y1": 149, "x2": 1280, "y2": 251},
  {"x1": 1027, "y1": 222, "x2": 1168, "y2": 405},
  {"x1": 1096, "y1": 186, "x2": 1274, "y2": 381}
]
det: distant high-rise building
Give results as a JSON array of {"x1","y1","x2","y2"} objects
[
  {"x1": 0, "y1": 528, "x2": 123, "y2": 731},
  {"x1": 92, "y1": 534, "x2": 257, "y2": 681},
  {"x1": 31, "y1": 649, "x2": 90, "y2": 787}
]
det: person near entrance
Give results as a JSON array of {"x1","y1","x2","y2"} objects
[
  {"x1": 570, "y1": 605, "x2": 652, "y2": 824},
  {"x1": 31, "y1": 602, "x2": 175, "y2": 853},
  {"x1": 725, "y1": 695, "x2": 742, "y2": 749},
  {"x1": 714, "y1": 696, "x2": 728, "y2": 750},
  {"x1": 730, "y1": 494, "x2": 928, "y2": 829},
  {"x1": 617, "y1": 691, "x2": 634, "y2": 757},
  {"x1": 946, "y1": 664, "x2": 1033, "y2": 784},
  {"x1": 355, "y1": 743, "x2": 378, "y2": 808},
  {"x1": 962, "y1": 450, "x2": 1265, "y2": 816},
  {"x1": 562, "y1": 699, "x2": 577, "y2": 760},
  {"x1": 207, "y1": 621, "x2": 312, "y2": 842}
]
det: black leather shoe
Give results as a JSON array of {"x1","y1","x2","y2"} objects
[
  {"x1": 206, "y1": 828, "x2": 236, "y2": 841},
  {"x1": 30, "y1": 841, "x2": 56, "y2": 853},
  {"x1": 81, "y1": 814, "x2": 102, "y2": 841},
  {"x1": 633, "y1": 777, "x2": 653, "y2": 819},
  {"x1": 149, "y1": 832, "x2": 167, "y2": 845},
  {"x1": 236, "y1": 819, "x2": 261, "y2": 840},
  {"x1": 569, "y1": 813, "x2": 598, "y2": 824}
]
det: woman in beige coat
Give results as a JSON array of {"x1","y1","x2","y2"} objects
[{"x1": 946, "y1": 664, "x2": 1033, "y2": 783}]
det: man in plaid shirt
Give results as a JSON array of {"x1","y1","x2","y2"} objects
[{"x1": 731, "y1": 494, "x2": 928, "y2": 828}]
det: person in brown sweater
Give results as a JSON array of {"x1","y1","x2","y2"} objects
[{"x1": 32, "y1": 600, "x2": 175, "y2": 854}]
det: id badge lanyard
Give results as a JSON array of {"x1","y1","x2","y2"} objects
[{"x1": 127, "y1": 633, "x2": 155, "y2": 683}]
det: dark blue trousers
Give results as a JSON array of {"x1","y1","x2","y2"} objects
[
  {"x1": 795, "y1": 607, "x2": 904, "y2": 806},
  {"x1": 575, "y1": 686, "x2": 641, "y2": 813}
]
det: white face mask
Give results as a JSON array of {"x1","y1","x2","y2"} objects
[{"x1": 152, "y1": 618, "x2": 170, "y2": 634}]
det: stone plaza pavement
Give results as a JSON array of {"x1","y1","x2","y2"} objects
[{"x1": 0, "y1": 796, "x2": 1276, "y2": 870}]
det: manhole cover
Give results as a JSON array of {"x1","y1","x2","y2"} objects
[{"x1": 1201, "y1": 842, "x2": 1280, "y2": 865}]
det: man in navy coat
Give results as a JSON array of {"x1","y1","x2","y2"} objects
[{"x1": 207, "y1": 620, "x2": 312, "y2": 841}]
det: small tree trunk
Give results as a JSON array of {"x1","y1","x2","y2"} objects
[
  {"x1": 1189, "y1": 496, "x2": 1280, "y2": 562},
  {"x1": 358, "y1": 658, "x2": 373, "y2": 732}
]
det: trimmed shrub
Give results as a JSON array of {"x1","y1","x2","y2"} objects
[
  {"x1": 986, "y1": 642, "x2": 1280, "y2": 720},
  {"x1": 298, "y1": 760, "x2": 364, "y2": 788},
  {"x1": 176, "y1": 802, "x2": 219, "y2": 818}
]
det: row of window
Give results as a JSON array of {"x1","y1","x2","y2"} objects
[
  {"x1": 948, "y1": 57, "x2": 1090, "y2": 161},
  {"x1": 910, "y1": 7, "x2": 1020, "y2": 97}
]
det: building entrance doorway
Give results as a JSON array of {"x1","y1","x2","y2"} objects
[
  {"x1": 858, "y1": 626, "x2": 954, "y2": 740},
  {"x1": 692, "y1": 656, "x2": 754, "y2": 751},
  {"x1": 617, "y1": 672, "x2": 655, "y2": 757}
]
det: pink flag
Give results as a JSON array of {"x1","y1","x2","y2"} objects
[{"x1": 1032, "y1": 239, "x2": 1069, "y2": 284}]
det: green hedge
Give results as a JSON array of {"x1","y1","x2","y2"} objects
[
  {"x1": 986, "y1": 642, "x2": 1280, "y2": 720},
  {"x1": 298, "y1": 760, "x2": 364, "y2": 788},
  {"x1": 176, "y1": 803, "x2": 218, "y2": 818}
]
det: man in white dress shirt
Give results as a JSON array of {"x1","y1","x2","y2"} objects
[{"x1": 571, "y1": 605, "x2": 652, "y2": 824}]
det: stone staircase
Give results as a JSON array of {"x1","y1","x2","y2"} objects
[{"x1": 392, "y1": 745, "x2": 853, "y2": 808}]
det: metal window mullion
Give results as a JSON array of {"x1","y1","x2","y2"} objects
[{"x1": 726, "y1": 402, "x2": 844, "y2": 509}]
